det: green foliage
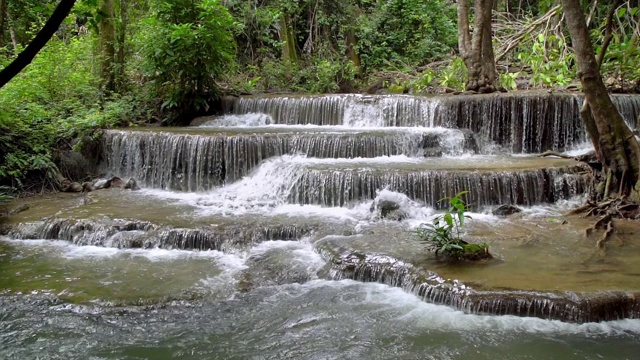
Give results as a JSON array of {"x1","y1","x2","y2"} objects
[
  {"x1": 500, "y1": 72, "x2": 519, "y2": 91},
  {"x1": 356, "y1": 0, "x2": 457, "y2": 70},
  {"x1": 254, "y1": 56, "x2": 357, "y2": 93},
  {"x1": 0, "y1": 186, "x2": 13, "y2": 204},
  {"x1": 517, "y1": 34, "x2": 574, "y2": 87},
  {"x1": 439, "y1": 57, "x2": 467, "y2": 91},
  {"x1": 138, "y1": 0, "x2": 236, "y2": 122},
  {"x1": 416, "y1": 191, "x2": 489, "y2": 260},
  {"x1": 597, "y1": 6, "x2": 640, "y2": 89},
  {"x1": 0, "y1": 34, "x2": 142, "y2": 187},
  {"x1": 407, "y1": 69, "x2": 436, "y2": 93}
]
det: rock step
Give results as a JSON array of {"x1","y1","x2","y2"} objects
[
  {"x1": 322, "y1": 248, "x2": 640, "y2": 323},
  {"x1": 5, "y1": 218, "x2": 315, "y2": 251}
]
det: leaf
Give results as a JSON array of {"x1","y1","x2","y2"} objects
[
  {"x1": 617, "y1": 7, "x2": 627, "y2": 18},
  {"x1": 444, "y1": 213, "x2": 453, "y2": 227}
]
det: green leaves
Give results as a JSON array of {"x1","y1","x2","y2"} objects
[
  {"x1": 356, "y1": 0, "x2": 457, "y2": 70},
  {"x1": 416, "y1": 191, "x2": 483, "y2": 260},
  {"x1": 139, "y1": 0, "x2": 236, "y2": 122}
]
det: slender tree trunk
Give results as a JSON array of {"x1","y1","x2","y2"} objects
[
  {"x1": 114, "y1": 0, "x2": 127, "y2": 91},
  {"x1": 458, "y1": 0, "x2": 497, "y2": 92},
  {"x1": 0, "y1": 0, "x2": 77, "y2": 89},
  {"x1": 345, "y1": 29, "x2": 360, "y2": 69},
  {"x1": 99, "y1": 0, "x2": 116, "y2": 93},
  {"x1": 280, "y1": 14, "x2": 298, "y2": 64},
  {"x1": 561, "y1": 0, "x2": 640, "y2": 199},
  {"x1": 0, "y1": 0, "x2": 6, "y2": 47}
]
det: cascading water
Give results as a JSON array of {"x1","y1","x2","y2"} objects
[{"x1": 4, "y1": 92, "x2": 640, "y2": 359}]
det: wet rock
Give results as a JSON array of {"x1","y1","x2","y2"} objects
[
  {"x1": 493, "y1": 204, "x2": 522, "y2": 216},
  {"x1": 59, "y1": 179, "x2": 83, "y2": 193},
  {"x1": 109, "y1": 177, "x2": 125, "y2": 188},
  {"x1": 325, "y1": 250, "x2": 640, "y2": 323},
  {"x1": 238, "y1": 246, "x2": 315, "y2": 292},
  {"x1": 93, "y1": 179, "x2": 110, "y2": 190},
  {"x1": 81, "y1": 182, "x2": 94, "y2": 192},
  {"x1": 9, "y1": 203, "x2": 30, "y2": 215},
  {"x1": 382, "y1": 209, "x2": 408, "y2": 221},
  {"x1": 124, "y1": 178, "x2": 140, "y2": 191},
  {"x1": 370, "y1": 199, "x2": 407, "y2": 220},
  {"x1": 460, "y1": 129, "x2": 479, "y2": 153}
]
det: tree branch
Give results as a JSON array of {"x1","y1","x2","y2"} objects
[
  {"x1": 596, "y1": 0, "x2": 623, "y2": 68},
  {"x1": 0, "y1": 0, "x2": 77, "y2": 89}
]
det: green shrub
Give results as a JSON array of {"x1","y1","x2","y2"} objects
[
  {"x1": 416, "y1": 191, "x2": 490, "y2": 260},
  {"x1": 357, "y1": 0, "x2": 457, "y2": 70},
  {"x1": 137, "y1": 0, "x2": 237, "y2": 123}
]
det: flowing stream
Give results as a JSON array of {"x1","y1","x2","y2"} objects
[{"x1": 2, "y1": 92, "x2": 640, "y2": 358}]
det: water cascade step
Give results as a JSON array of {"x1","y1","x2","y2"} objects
[
  {"x1": 288, "y1": 158, "x2": 587, "y2": 207},
  {"x1": 101, "y1": 127, "x2": 478, "y2": 191},
  {"x1": 6, "y1": 218, "x2": 314, "y2": 251},
  {"x1": 322, "y1": 248, "x2": 640, "y2": 323},
  {"x1": 224, "y1": 92, "x2": 640, "y2": 152}
]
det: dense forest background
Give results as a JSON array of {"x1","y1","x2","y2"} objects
[{"x1": 0, "y1": 0, "x2": 638, "y2": 194}]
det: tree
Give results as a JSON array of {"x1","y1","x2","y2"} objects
[
  {"x1": 0, "y1": 0, "x2": 77, "y2": 89},
  {"x1": 140, "y1": 0, "x2": 236, "y2": 123},
  {"x1": 457, "y1": 0, "x2": 497, "y2": 92},
  {"x1": 98, "y1": 0, "x2": 116, "y2": 93},
  {"x1": 561, "y1": 0, "x2": 640, "y2": 201}
]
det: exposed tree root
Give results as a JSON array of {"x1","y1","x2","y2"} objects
[
  {"x1": 574, "y1": 197, "x2": 639, "y2": 253},
  {"x1": 539, "y1": 150, "x2": 574, "y2": 159}
]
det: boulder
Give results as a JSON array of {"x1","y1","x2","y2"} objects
[
  {"x1": 93, "y1": 179, "x2": 110, "y2": 190},
  {"x1": 492, "y1": 204, "x2": 522, "y2": 216},
  {"x1": 59, "y1": 178, "x2": 83, "y2": 192},
  {"x1": 124, "y1": 178, "x2": 140, "y2": 191},
  {"x1": 370, "y1": 199, "x2": 408, "y2": 221},
  {"x1": 109, "y1": 177, "x2": 125, "y2": 188}
]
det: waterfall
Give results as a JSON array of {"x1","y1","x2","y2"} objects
[
  {"x1": 225, "y1": 92, "x2": 640, "y2": 152},
  {"x1": 8, "y1": 218, "x2": 314, "y2": 251},
  {"x1": 289, "y1": 166, "x2": 587, "y2": 208}
]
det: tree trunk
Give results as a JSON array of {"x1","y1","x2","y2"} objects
[
  {"x1": 0, "y1": 0, "x2": 6, "y2": 47},
  {"x1": 561, "y1": 0, "x2": 640, "y2": 199},
  {"x1": 114, "y1": 0, "x2": 127, "y2": 91},
  {"x1": 458, "y1": 0, "x2": 497, "y2": 93},
  {"x1": 0, "y1": 0, "x2": 77, "y2": 89},
  {"x1": 99, "y1": 0, "x2": 116, "y2": 93},
  {"x1": 345, "y1": 29, "x2": 360, "y2": 69},
  {"x1": 280, "y1": 14, "x2": 298, "y2": 64}
]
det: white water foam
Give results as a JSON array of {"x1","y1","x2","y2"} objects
[
  {"x1": 277, "y1": 279, "x2": 640, "y2": 336},
  {"x1": 565, "y1": 140, "x2": 595, "y2": 157},
  {"x1": 198, "y1": 113, "x2": 273, "y2": 127}
]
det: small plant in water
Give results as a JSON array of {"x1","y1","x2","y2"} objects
[{"x1": 416, "y1": 191, "x2": 490, "y2": 261}]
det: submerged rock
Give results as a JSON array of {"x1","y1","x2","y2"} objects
[
  {"x1": 370, "y1": 198, "x2": 408, "y2": 221},
  {"x1": 492, "y1": 204, "x2": 522, "y2": 216}
]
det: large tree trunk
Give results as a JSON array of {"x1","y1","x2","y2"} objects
[
  {"x1": 561, "y1": 0, "x2": 640, "y2": 199},
  {"x1": 99, "y1": 0, "x2": 116, "y2": 93},
  {"x1": 458, "y1": 0, "x2": 497, "y2": 93},
  {"x1": 0, "y1": 0, "x2": 77, "y2": 89}
]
